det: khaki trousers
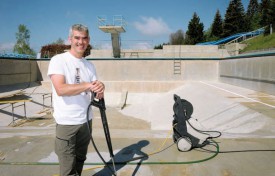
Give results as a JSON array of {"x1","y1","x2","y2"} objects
[{"x1": 55, "y1": 121, "x2": 91, "y2": 176}]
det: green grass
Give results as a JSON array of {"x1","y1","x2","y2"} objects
[{"x1": 240, "y1": 33, "x2": 275, "y2": 53}]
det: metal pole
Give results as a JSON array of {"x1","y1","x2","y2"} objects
[{"x1": 12, "y1": 103, "x2": 15, "y2": 125}]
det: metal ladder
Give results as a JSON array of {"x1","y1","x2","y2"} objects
[
  {"x1": 173, "y1": 46, "x2": 181, "y2": 75},
  {"x1": 173, "y1": 59, "x2": 181, "y2": 75}
]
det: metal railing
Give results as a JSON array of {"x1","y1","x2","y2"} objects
[{"x1": 97, "y1": 15, "x2": 126, "y2": 28}]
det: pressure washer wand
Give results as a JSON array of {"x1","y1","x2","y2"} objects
[{"x1": 91, "y1": 97, "x2": 117, "y2": 175}]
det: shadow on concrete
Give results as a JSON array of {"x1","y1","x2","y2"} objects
[
  {"x1": 93, "y1": 140, "x2": 149, "y2": 176},
  {"x1": 0, "y1": 109, "x2": 23, "y2": 119},
  {"x1": 0, "y1": 82, "x2": 41, "y2": 93}
]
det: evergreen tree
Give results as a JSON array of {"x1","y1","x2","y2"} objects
[
  {"x1": 154, "y1": 43, "x2": 169, "y2": 49},
  {"x1": 13, "y1": 24, "x2": 35, "y2": 55},
  {"x1": 260, "y1": 0, "x2": 275, "y2": 35},
  {"x1": 210, "y1": 10, "x2": 223, "y2": 38},
  {"x1": 169, "y1": 29, "x2": 185, "y2": 45},
  {"x1": 185, "y1": 12, "x2": 204, "y2": 45},
  {"x1": 270, "y1": 0, "x2": 275, "y2": 32},
  {"x1": 223, "y1": 0, "x2": 246, "y2": 37},
  {"x1": 154, "y1": 44, "x2": 163, "y2": 49},
  {"x1": 260, "y1": 0, "x2": 272, "y2": 34},
  {"x1": 204, "y1": 27, "x2": 216, "y2": 42},
  {"x1": 246, "y1": 0, "x2": 261, "y2": 30},
  {"x1": 247, "y1": 0, "x2": 259, "y2": 17}
]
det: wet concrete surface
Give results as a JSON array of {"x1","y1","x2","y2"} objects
[{"x1": 1, "y1": 81, "x2": 275, "y2": 176}]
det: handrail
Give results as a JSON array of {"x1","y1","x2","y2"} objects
[{"x1": 197, "y1": 27, "x2": 266, "y2": 45}]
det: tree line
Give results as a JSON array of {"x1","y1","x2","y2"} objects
[
  {"x1": 13, "y1": 25, "x2": 91, "y2": 58},
  {"x1": 158, "y1": 0, "x2": 275, "y2": 48}
]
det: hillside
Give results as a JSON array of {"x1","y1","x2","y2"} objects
[{"x1": 240, "y1": 33, "x2": 275, "y2": 53}]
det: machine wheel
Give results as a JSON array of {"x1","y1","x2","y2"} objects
[{"x1": 177, "y1": 137, "x2": 192, "y2": 152}]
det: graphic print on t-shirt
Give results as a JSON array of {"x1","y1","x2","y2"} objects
[{"x1": 75, "y1": 68, "x2": 80, "y2": 84}]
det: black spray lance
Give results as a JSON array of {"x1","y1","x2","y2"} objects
[{"x1": 86, "y1": 93, "x2": 117, "y2": 175}]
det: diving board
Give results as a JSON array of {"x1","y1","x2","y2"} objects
[{"x1": 98, "y1": 25, "x2": 125, "y2": 33}]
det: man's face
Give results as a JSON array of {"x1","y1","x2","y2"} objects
[{"x1": 69, "y1": 30, "x2": 90, "y2": 57}]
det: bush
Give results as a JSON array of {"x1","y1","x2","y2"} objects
[{"x1": 40, "y1": 44, "x2": 92, "y2": 58}]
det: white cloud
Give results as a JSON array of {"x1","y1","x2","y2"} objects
[
  {"x1": 132, "y1": 42, "x2": 153, "y2": 49},
  {"x1": 133, "y1": 16, "x2": 171, "y2": 36},
  {"x1": 66, "y1": 11, "x2": 84, "y2": 20},
  {"x1": 99, "y1": 43, "x2": 112, "y2": 49},
  {"x1": 0, "y1": 43, "x2": 14, "y2": 52}
]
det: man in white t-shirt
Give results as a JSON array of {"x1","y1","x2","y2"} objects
[{"x1": 47, "y1": 24, "x2": 105, "y2": 176}]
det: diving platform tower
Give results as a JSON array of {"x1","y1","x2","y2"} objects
[{"x1": 98, "y1": 15, "x2": 126, "y2": 58}]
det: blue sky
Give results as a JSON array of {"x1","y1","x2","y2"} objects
[{"x1": 0, "y1": 0, "x2": 249, "y2": 53}]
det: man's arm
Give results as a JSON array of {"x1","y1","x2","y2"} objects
[
  {"x1": 50, "y1": 74, "x2": 93, "y2": 96},
  {"x1": 50, "y1": 74, "x2": 105, "y2": 98}
]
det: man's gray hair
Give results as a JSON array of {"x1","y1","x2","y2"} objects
[{"x1": 69, "y1": 24, "x2": 89, "y2": 37}]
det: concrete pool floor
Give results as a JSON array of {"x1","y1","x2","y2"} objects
[{"x1": 1, "y1": 81, "x2": 275, "y2": 176}]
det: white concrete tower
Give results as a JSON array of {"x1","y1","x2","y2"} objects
[{"x1": 98, "y1": 15, "x2": 126, "y2": 58}]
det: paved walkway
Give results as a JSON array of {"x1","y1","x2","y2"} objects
[{"x1": 0, "y1": 81, "x2": 275, "y2": 176}]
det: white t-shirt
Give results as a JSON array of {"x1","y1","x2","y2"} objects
[{"x1": 47, "y1": 52, "x2": 97, "y2": 125}]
